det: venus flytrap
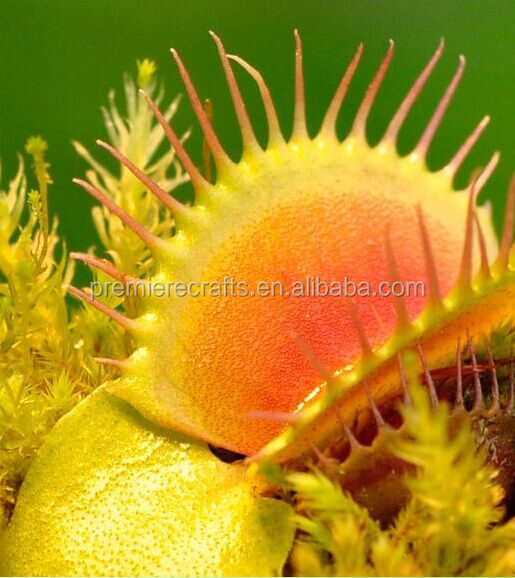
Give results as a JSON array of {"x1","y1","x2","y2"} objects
[{"x1": 0, "y1": 34, "x2": 514, "y2": 576}]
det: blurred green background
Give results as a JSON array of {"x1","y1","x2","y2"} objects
[{"x1": 0, "y1": 0, "x2": 514, "y2": 283}]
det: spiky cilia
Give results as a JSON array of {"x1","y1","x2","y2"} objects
[{"x1": 71, "y1": 33, "x2": 507, "y2": 456}]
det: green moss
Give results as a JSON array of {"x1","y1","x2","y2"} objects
[
  {"x1": 0, "y1": 61, "x2": 182, "y2": 526},
  {"x1": 284, "y1": 373, "x2": 515, "y2": 576}
]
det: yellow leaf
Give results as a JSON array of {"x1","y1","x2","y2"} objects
[{"x1": 0, "y1": 386, "x2": 294, "y2": 576}]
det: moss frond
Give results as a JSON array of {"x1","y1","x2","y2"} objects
[
  {"x1": 0, "y1": 60, "x2": 183, "y2": 526},
  {"x1": 287, "y1": 373, "x2": 515, "y2": 576},
  {"x1": 0, "y1": 150, "x2": 100, "y2": 527}
]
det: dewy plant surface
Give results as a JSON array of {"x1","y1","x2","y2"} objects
[{"x1": 0, "y1": 33, "x2": 514, "y2": 576}]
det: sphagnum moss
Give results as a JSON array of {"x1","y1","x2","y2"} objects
[
  {"x1": 0, "y1": 34, "x2": 514, "y2": 576},
  {"x1": 0, "y1": 137, "x2": 120, "y2": 528}
]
